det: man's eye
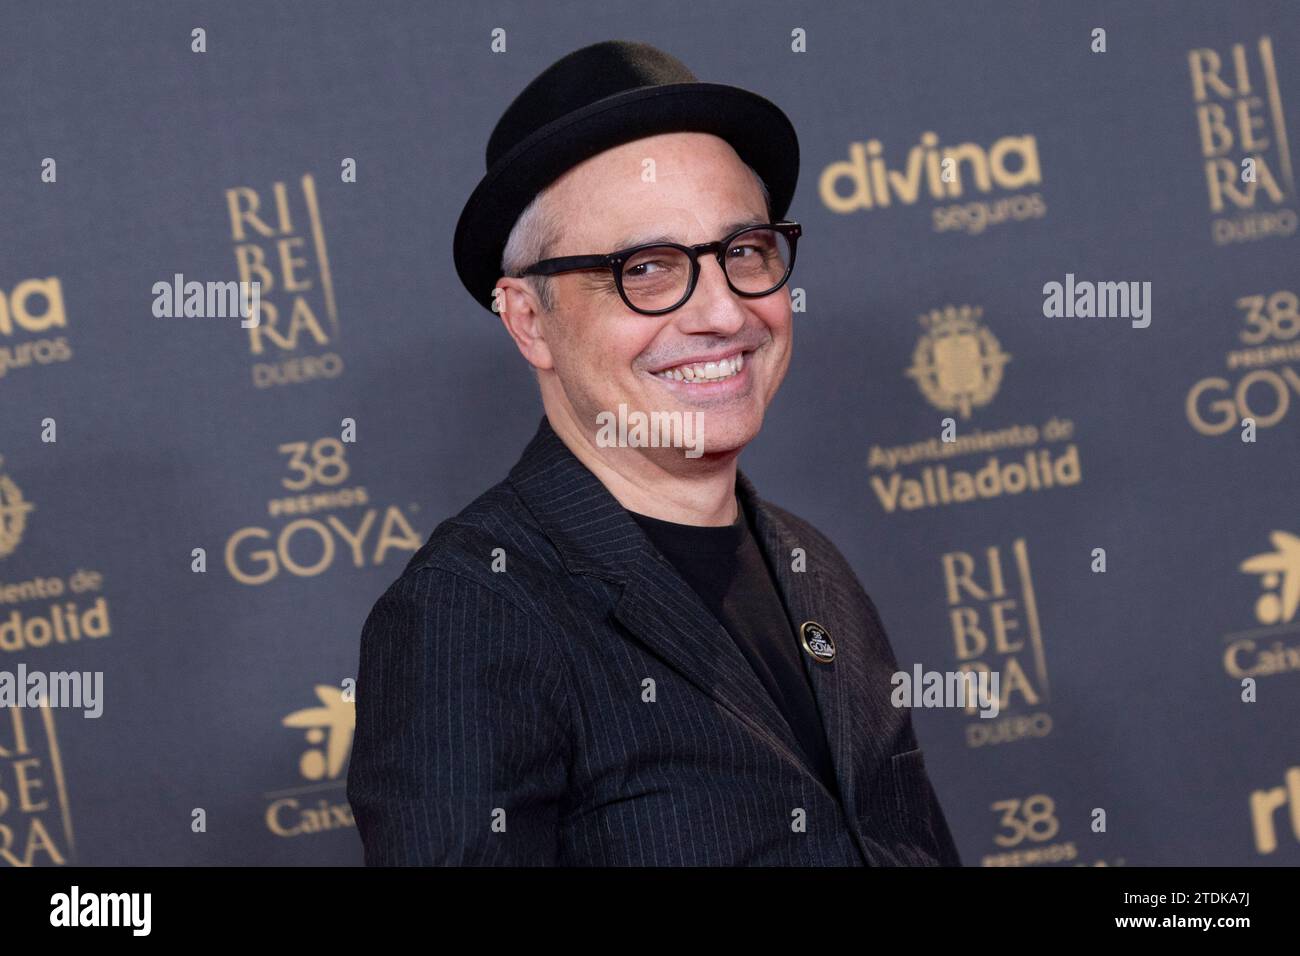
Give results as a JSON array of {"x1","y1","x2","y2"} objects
[{"x1": 626, "y1": 260, "x2": 669, "y2": 277}]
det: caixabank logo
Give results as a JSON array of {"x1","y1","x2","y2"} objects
[
  {"x1": 867, "y1": 305, "x2": 1083, "y2": 513},
  {"x1": 1189, "y1": 35, "x2": 1297, "y2": 245},
  {"x1": 263, "y1": 684, "x2": 356, "y2": 839},
  {"x1": 226, "y1": 174, "x2": 343, "y2": 388},
  {"x1": 1222, "y1": 530, "x2": 1300, "y2": 681},
  {"x1": 819, "y1": 131, "x2": 1046, "y2": 234}
]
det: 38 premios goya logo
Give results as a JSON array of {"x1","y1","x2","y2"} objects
[
  {"x1": 1185, "y1": 289, "x2": 1300, "y2": 437},
  {"x1": 223, "y1": 437, "x2": 420, "y2": 586}
]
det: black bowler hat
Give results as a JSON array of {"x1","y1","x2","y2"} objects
[{"x1": 452, "y1": 39, "x2": 800, "y2": 313}]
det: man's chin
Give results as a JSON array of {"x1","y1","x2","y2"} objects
[
  {"x1": 594, "y1": 404, "x2": 760, "y2": 463},
  {"x1": 676, "y1": 413, "x2": 761, "y2": 461}
]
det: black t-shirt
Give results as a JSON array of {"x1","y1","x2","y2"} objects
[{"x1": 628, "y1": 501, "x2": 841, "y2": 800}]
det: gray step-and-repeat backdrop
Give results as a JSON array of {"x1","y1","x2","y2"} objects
[{"x1": 2, "y1": 1, "x2": 1296, "y2": 865}]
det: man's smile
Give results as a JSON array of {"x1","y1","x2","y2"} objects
[
  {"x1": 652, "y1": 349, "x2": 747, "y2": 383},
  {"x1": 642, "y1": 346, "x2": 763, "y2": 401}
]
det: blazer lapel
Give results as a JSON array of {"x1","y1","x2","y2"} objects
[
  {"x1": 507, "y1": 417, "x2": 820, "y2": 784},
  {"x1": 737, "y1": 471, "x2": 861, "y2": 817}
]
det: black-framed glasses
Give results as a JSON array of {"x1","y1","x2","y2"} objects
[{"x1": 516, "y1": 220, "x2": 802, "y2": 316}]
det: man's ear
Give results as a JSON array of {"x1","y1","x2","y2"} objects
[{"x1": 495, "y1": 278, "x2": 554, "y2": 371}]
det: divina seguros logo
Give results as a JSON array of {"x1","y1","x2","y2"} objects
[
  {"x1": 0, "y1": 277, "x2": 72, "y2": 381},
  {"x1": 819, "y1": 132, "x2": 1045, "y2": 234}
]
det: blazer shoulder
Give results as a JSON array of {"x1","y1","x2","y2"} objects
[{"x1": 381, "y1": 476, "x2": 561, "y2": 615}]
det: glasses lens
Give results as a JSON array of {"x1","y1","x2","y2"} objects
[
  {"x1": 620, "y1": 245, "x2": 692, "y2": 311},
  {"x1": 724, "y1": 228, "x2": 792, "y2": 295}
]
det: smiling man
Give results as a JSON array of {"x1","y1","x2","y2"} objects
[
  {"x1": 499, "y1": 130, "x2": 792, "y2": 522},
  {"x1": 347, "y1": 39, "x2": 962, "y2": 866}
]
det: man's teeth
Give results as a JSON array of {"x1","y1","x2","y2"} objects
[{"x1": 654, "y1": 353, "x2": 744, "y2": 382}]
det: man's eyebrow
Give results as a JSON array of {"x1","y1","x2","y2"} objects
[{"x1": 609, "y1": 216, "x2": 769, "y2": 250}]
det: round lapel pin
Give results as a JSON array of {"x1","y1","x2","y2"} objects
[{"x1": 799, "y1": 620, "x2": 835, "y2": 663}]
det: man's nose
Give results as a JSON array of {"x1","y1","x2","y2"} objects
[{"x1": 675, "y1": 255, "x2": 747, "y2": 335}]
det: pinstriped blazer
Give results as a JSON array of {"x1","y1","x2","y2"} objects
[{"x1": 346, "y1": 416, "x2": 962, "y2": 866}]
